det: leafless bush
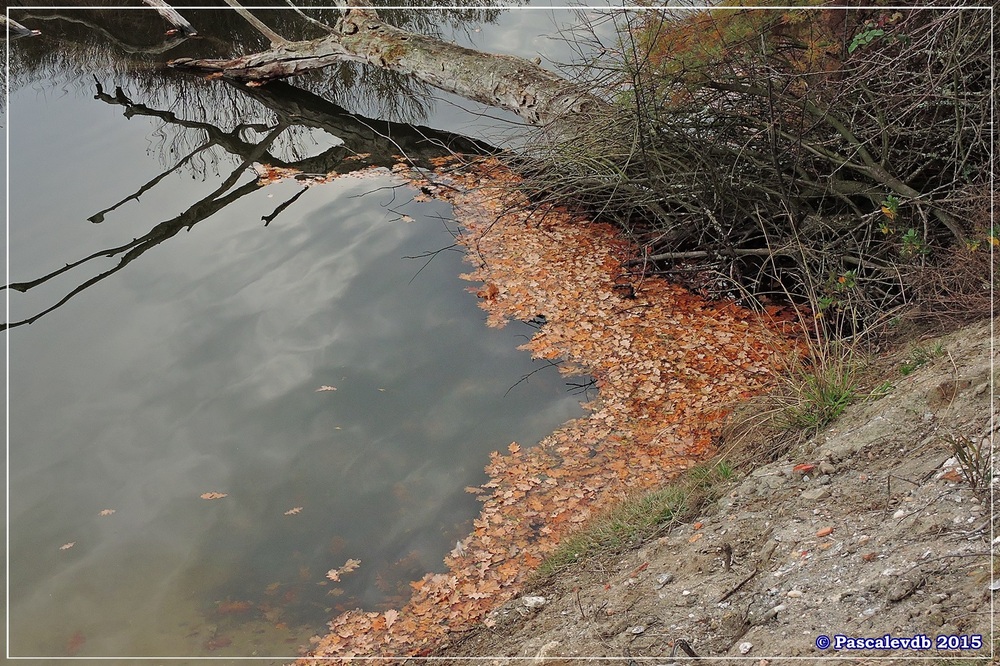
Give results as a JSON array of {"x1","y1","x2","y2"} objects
[{"x1": 515, "y1": 5, "x2": 992, "y2": 338}]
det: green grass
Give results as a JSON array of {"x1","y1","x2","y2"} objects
[
  {"x1": 533, "y1": 461, "x2": 734, "y2": 579},
  {"x1": 776, "y1": 345, "x2": 865, "y2": 432},
  {"x1": 899, "y1": 342, "x2": 945, "y2": 375}
]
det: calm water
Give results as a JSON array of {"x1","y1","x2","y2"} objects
[{"x1": 5, "y1": 4, "x2": 607, "y2": 659}]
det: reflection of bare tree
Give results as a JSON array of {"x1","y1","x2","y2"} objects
[{"x1": 3, "y1": 79, "x2": 493, "y2": 331}]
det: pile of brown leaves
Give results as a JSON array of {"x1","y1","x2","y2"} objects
[{"x1": 296, "y1": 157, "x2": 800, "y2": 663}]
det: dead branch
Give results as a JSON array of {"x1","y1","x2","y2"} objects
[{"x1": 142, "y1": 0, "x2": 197, "y2": 37}]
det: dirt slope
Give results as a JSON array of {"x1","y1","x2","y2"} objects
[{"x1": 436, "y1": 318, "x2": 997, "y2": 664}]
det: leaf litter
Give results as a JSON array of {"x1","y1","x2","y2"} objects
[{"x1": 291, "y1": 156, "x2": 800, "y2": 663}]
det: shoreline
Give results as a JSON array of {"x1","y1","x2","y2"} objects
[{"x1": 302, "y1": 157, "x2": 804, "y2": 661}]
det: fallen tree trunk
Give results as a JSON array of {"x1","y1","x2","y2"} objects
[{"x1": 168, "y1": 3, "x2": 608, "y2": 127}]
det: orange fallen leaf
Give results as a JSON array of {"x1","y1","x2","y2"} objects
[
  {"x1": 204, "y1": 635, "x2": 232, "y2": 650},
  {"x1": 384, "y1": 608, "x2": 399, "y2": 629},
  {"x1": 939, "y1": 469, "x2": 963, "y2": 482},
  {"x1": 217, "y1": 600, "x2": 253, "y2": 615},
  {"x1": 66, "y1": 630, "x2": 86, "y2": 656},
  {"x1": 476, "y1": 283, "x2": 499, "y2": 300},
  {"x1": 200, "y1": 492, "x2": 228, "y2": 500},
  {"x1": 793, "y1": 463, "x2": 815, "y2": 474},
  {"x1": 629, "y1": 562, "x2": 649, "y2": 577},
  {"x1": 816, "y1": 527, "x2": 834, "y2": 537},
  {"x1": 693, "y1": 521, "x2": 703, "y2": 530},
  {"x1": 688, "y1": 533, "x2": 703, "y2": 543}
]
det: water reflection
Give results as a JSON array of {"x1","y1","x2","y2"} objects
[
  {"x1": 6, "y1": 1, "x2": 521, "y2": 122},
  {"x1": 3, "y1": 77, "x2": 493, "y2": 330},
  {"x1": 6, "y1": 7, "x2": 590, "y2": 660}
]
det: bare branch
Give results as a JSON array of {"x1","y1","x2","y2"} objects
[
  {"x1": 221, "y1": 0, "x2": 288, "y2": 46},
  {"x1": 141, "y1": 0, "x2": 197, "y2": 37}
]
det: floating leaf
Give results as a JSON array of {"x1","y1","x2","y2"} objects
[
  {"x1": 66, "y1": 630, "x2": 86, "y2": 656},
  {"x1": 217, "y1": 600, "x2": 253, "y2": 615},
  {"x1": 204, "y1": 635, "x2": 232, "y2": 650},
  {"x1": 98, "y1": 509, "x2": 116, "y2": 517},
  {"x1": 60, "y1": 542, "x2": 76, "y2": 550},
  {"x1": 476, "y1": 283, "x2": 499, "y2": 300},
  {"x1": 200, "y1": 492, "x2": 228, "y2": 500},
  {"x1": 326, "y1": 558, "x2": 362, "y2": 582},
  {"x1": 284, "y1": 507, "x2": 303, "y2": 516},
  {"x1": 316, "y1": 386, "x2": 338, "y2": 392}
]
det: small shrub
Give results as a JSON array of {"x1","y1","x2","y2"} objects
[
  {"x1": 774, "y1": 344, "x2": 864, "y2": 432},
  {"x1": 947, "y1": 432, "x2": 991, "y2": 501}
]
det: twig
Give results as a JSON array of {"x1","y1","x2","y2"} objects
[
  {"x1": 671, "y1": 638, "x2": 699, "y2": 658},
  {"x1": 717, "y1": 568, "x2": 759, "y2": 603},
  {"x1": 574, "y1": 586, "x2": 586, "y2": 619},
  {"x1": 721, "y1": 542, "x2": 733, "y2": 572},
  {"x1": 222, "y1": 0, "x2": 288, "y2": 46}
]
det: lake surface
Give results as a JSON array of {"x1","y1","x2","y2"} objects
[{"x1": 4, "y1": 4, "x2": 607, "y2": 659}]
